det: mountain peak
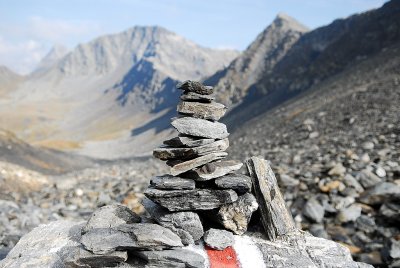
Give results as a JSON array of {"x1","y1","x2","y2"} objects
[
  {"x1": 273, "y1": 13, "x2": 309, "y2": 32},
  {"x1": 33, "y1": 44, "x2": 69, "y2": 75}
]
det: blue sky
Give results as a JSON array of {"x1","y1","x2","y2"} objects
[{"x1": 0, "y1": 0, "x2": 388, "y2": 74}]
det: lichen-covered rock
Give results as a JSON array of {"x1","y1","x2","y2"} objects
[{"x1": 218, "y1": 193, "x2": 259, "y2": 235}]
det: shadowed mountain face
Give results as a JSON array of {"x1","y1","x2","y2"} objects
[
  {"x1": 205, "y1": 14, "x2": 308, "y2": 107},
  {"x1": 0, "y1": 26, "x2": 238, "y2": 159},
  {"x1": 224, "y1": 0, "x2": 400, "y2": 126}
]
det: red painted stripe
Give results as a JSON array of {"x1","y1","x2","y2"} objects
[{"x1": 206, "y1": 245, "x2": 239, "y2": 268}]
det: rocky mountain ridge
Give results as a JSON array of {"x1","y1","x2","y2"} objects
[
  {"x1": 205, "y1": 13, "x2": 308, "y2": 106},
  {"x1": 0, "y1": 26, "x2": 238, "y2": 159}
]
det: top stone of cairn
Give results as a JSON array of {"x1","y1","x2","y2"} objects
[{"x1": 177, "y1": 80, "x2": 214, "y2": 95}]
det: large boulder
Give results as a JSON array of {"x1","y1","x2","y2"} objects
[{"x1": 0, "y1": 220, "x2": 372, "y2": 268}]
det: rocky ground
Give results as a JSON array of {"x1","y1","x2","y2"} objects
[
  {"x1": 0, "y1": 158, "x2": 166, "y2": 260},
  {"x1": 228, "y1": 62, "x2": 400, "y2": 266}
]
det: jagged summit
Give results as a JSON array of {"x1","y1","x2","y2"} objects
[
  {"x1": 273, "y1": 12, "x2": 309, "y2": 32},
  {"x1": 32, "y1": 44, "x2": 69, "y2": 75},
  {"x1": 204, "y1": 13, "x2": 308, "y2": 106}
]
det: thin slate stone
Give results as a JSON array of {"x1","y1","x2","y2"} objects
[
  {"x1": 245, "y1": 157, "x2": 297, "y2": 240},
  {"x1": 176, "y1": 80, "x2": 213, "y2": 95},
  {"x1": 153, "y1": 139, "x2": 229, "y2": 161},
  {"x1": 186, "y1": 160, "x2": 243, "y2": 181},
  {"x1": 150, "y1": 175, "x2": 196, "y2": 190},
  {"x1": 144, "y1": 188, "x2": 238, "y2": 211},
  {"x1": 218, "y1": 193, "x2": 259, "y2": 235},
  {"x1": 215, "y1": 174, "x2": 253, "y2": 194},
  {"x1": 134, "y1": 248, "x2": 205, "y2": 268},
  {"x1": 180, "y1": 91, "x2": 214, "y2": 102},
  {"x1": 169, "y1": 152, "x2": 227, "y2": 176},
  {"x1": 171, "y1": 117, "x2": 229, "y2": 139},
  {"x1": 177, "y1": 101, "x2": 227, "y2": 121},
  {"x1": 163, "y1": 136, "x2": 215, "y2": 148}
]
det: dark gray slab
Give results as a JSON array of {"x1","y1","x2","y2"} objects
[
  {"x1": 150, "y1": 175, "x2": 196, "y2": 190},
  {"x1": 144, "y1": 188, "x2": 238, "y2": 211},
  {"x1": 245, "y1": 157, "x2": 296, "y2": 240}
]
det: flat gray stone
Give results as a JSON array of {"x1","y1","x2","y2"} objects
[
  {"x1": 186, "y1": 160, "x2": 243, "y2": 181},
  {"x1": 180, "y1": 91, "x2": 214, "y2": 102},
  {"x1": 154, "y1": 139, "x2": 229, "y2": 161},
  {"x1": 81, "y1": 223, "x2": 183, "y2": 254},
  {"x1": 150, "y1": 175, "x2": 195, "y2": 190},
  {"x1": 177, "y1": 80, "x2": 213, "y2": 95},
  {"x1": 144, "y1": 188, "x2": 238, "y2": 211},
  {"x1": 356, "y1": 169, "x2": 382, "y2": 189},
  {"x1": 143, "y1": 198, "x2": 203, "y2": 245},
  {"x1": 171, "y1": 117, "x2": 229, "y2": 139},
  {"x1": 177, "y1": 101, "x2": 227, "y2": 121},
  {"x1": 163, "y1": 136, "x2": 215, "y2": 148},
  {"x1": 303, "y1": 198, "x2": 325, "y2": 223},
  {"x1": 82, "y1": 204, "x2": 141, "y2": 234},
  {"x1": 355, "y1": 215, "x2": 376, "y2": 233},
  {"x1": 0, "y1": 220, "x2": 128, "y2": 268},
  {"x1": 337, "y1": 204, "x2": 362, "y2": 223},
  {"x1": 203, "y1": 228, "x2": 234, "y2": 250},
  {"x1": 343, "y1": 174, "x2": 364, "y2": 193},
  {"x1": 359, "y1": 182, "x2": 400, "y2": 205},
  {"x1": 218, "y1": 193, "x2": 259, "y2": 235},
  {"x1": 169, "y1": 152, "x2": 228, "y2": 176},
  {"x1": 215, "y1": 174, "x2": 252, "y2": 194}
]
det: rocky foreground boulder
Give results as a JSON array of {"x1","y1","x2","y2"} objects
[{"x1": 0, "y1": 219, "x2": 370, "y2": 268}]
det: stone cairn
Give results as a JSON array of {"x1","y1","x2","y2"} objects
[
  {"x1": 76, "y1": 81, "x2": 299, "y2": 267},
  {"x1": 146, "y1": 80, "x2": 260, "y2": 242}
]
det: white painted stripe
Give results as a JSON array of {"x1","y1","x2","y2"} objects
[
  {"x1": 234, "y1": 236, "x2": 266, "y2": 268},
  {"x1": 185, "y1": 241, "x2": 210, "y2": 268}
]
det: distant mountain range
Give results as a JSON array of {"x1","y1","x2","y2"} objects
[
  {"x1": 0, "y1": 0, "x2": 399, "y2": 160},
  {"x1": 0, "y1": 26, "x2": 238, "y2": 159}
]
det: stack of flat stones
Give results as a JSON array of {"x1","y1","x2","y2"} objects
[
  {"x1": 76, "y1": 81, "x2": 261, "y2": 267},
  {"x1": 145, "y1": 80, "x2": 259, "y2": 245}
]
